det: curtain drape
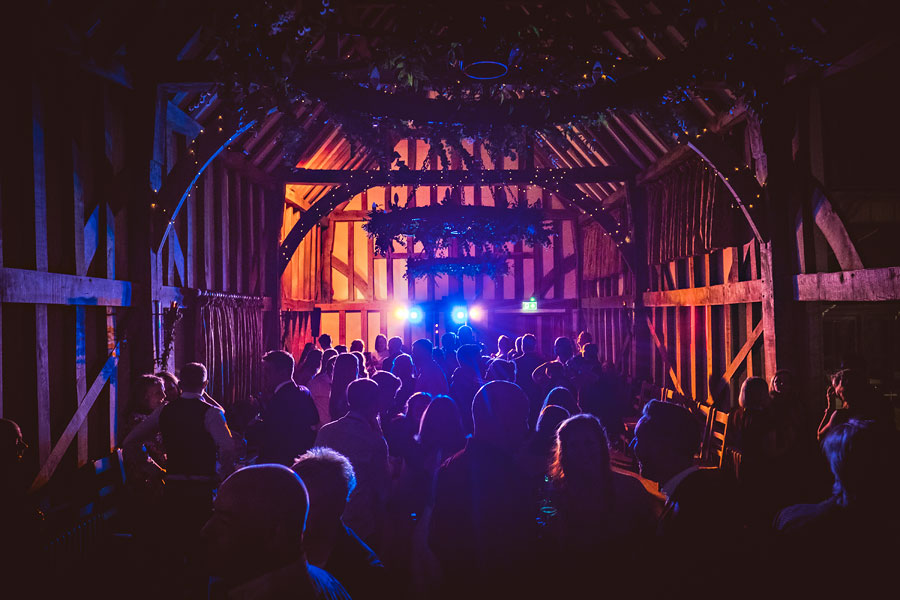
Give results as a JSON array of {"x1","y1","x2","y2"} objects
[
  {"x1": 645, "y1": 158, "x2": 752, "y2": 265},
  {"x1": 194, "y1": 295, "x2": 264, "y2": 415}
]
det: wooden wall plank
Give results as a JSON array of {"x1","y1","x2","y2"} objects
[
  {"x1": 794, "y1": 266, "x2": 900, "y2": 301},
  {"x1": 33, "y1": 76, "x2": 52, "y2": 465},
  {"x1": 643, "y1": 279, "x2": 763, "y2": 306},
  {"x1": 222, "y1": 164, "x2": 232, "y2": 290},
  {"x1": 29, "y1": 344, "x2": 119, "y2": 492},
  {"x1": 203, "y1": 167, "x2": 215, "y2": 288}
]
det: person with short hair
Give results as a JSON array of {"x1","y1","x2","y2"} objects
[
  {"x1": 438, "y1": 332, "x2": 460, "y2": 378},
  {"x1": 775, "y1": 419, "x2": 900, "y2": 595},
  {"x1": 318, "y1": 333, "x2": 333, "y2": 351},
  {"x1": 334, "y1": 345, "x2": 348, "y2": 355},
  {"x1": 514, "y1": 334, "x2": 544, "y2": 428},
  {"x1": 122, "y1": 362, "x2": 235, "y2": 577},
  {"x1": 456, "y1": 325, "x2": 475, "y2": 347},
  {"x1": 429, "y1": 381, "x2": 539, "y2": 595},
  {"x1": 257, "y1": 350, "x2": 320, "y2": 466},
  {"x1": 412, "y1": 338, "x2": 449, "y2": 397},
  {"x1": 293, "y1": 448, "x2": 387, "y2": 599},
  {"x1": 201, "y1": 465, "x2": 350, "y2": 599},
  {"x1": 532, "y1": 337, "x2": 576, "y2": 398},
  {"x1": 391, "y1": 354, "x2": 416, "y2": 413},
  {"x1": 381, "y1": 336, "x2": 404, "y2": 373},
  {"x1": 631, "y1": 400, "x2": 742, "y2": 592},
  {"x1": 349, "y1": 339, "x2": 365, "y2": 353},
  {"x1": 486, "y1": 358, "x2": 516, "y2": 383},
  {"x1": 449, "y1": 344, "x2": 484, "y2": 435},
  {"x1": 316, "y1": 379, "x2": 391, "y2": 542}
]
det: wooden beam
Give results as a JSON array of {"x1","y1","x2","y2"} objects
[
  {"x1": 811, "y1": 186, "x2": 864, "y2": 271},
  {"x1": 645, "y1": 315, "x2": 684, "y2": 396},
  {"x1": 0, "y1": 268, "x2": 133, "y2": 306},
  {"x1": 643, "y1": 279, "x2": 763, "y2": 307},
  {"x1": 29, "y1": 343, "x2": 120, "y2": 492},
  {"x1": 715, "y1": 320, "x2": 764, "y2": 397},
  {"x1": 581, "y1": 295, "x2": 635, "y2": 309},
  {"x1": 794, "y1": 267, "x2": 900, "y2": 302},
  {"x1": 284, "y1": 166, "x2": 635, "y2": 186},
  {"x1": 166, "y1": 100, "x2": 202, "y2": 138}
]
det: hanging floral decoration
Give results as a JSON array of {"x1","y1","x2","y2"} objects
[
  {"x1": 364, "y1": 186, "x2": 553, "y2": 279},
  {"x1": 406, "y1": 254, "x2": 511, "y2": 281},
  {"x1": 158, "y1": 301, "x2": 183, "y2": 370}
]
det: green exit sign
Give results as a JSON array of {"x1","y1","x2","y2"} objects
[{"x1": 522, "y1": 299, "x2": 538, "y2": 312}]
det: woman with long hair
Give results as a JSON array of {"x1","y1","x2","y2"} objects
[
  {"x1": 548, "y1": 414, "x2": 659, "y2": 559},
  {"x1": 329, "y1": 353, "x2": 360, "y2": 421},
  {"x1": 294, "y1": 348, "x2": 322, "y2": 387}
]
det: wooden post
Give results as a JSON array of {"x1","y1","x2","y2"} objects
[
  {"x1": 263, "y1": 187, "x2": 284, "y2": 350},
  {"x1": 32, "y1": 75, "x2": 52, "y2": 465},
  {"x1": 627, "y1": 180, "x2": 652, "y2": 384},
  {"x1": 73, "y1": 136, "x2": 89, "y2": 466}
]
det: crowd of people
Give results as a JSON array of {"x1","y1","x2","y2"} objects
[{"x1": 2, "y1": 326, "x2": 898, "y2": 598}]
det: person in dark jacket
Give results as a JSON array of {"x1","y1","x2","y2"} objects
[
  {"x1": 428, "y1": 381, "x2": 539, "y2": 596},
  {"x1": 257, "y1": 350, "x2": 320, "y2": 466},
  {"x1": 293, "y1": 447, "x2": 387, "y2": 599}
]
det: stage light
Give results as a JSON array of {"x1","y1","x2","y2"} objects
[
  {"x1": 395, "y1": 306, "x2": 409, "y2": 320},
  {"x1": 408, "y1": 307, "x2": 424, "y2": 324},
  {"x1": 468, "y1": 305, "x2": 484, "y2": 321},
  {"x1": 451, "y1": 306, "x2": 469, "y2": 325}
]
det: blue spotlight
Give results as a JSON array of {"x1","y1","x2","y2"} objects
[
  {"x1": 408, "y1": 306, "x2": 424, "y2": 324},
  {"x1": 451, "y1": 306, "x2": 468, "y2": 325}
]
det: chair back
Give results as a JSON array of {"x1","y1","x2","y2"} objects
[
  {"x1": 707, "y1": 409, "x2": 729, "y2": 468},
  {"x1": 697, "y1": 403, "x2": 713, "y2": 460}
]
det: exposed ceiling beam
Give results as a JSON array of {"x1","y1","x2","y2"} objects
[{"x1": 283, "y1": 166, "x2": 636, "y2": 186}]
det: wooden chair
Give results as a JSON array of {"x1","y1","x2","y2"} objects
[
  {"x1": 697, "y1": 403, "x2": 714, "y2": 461},
  {"x1": 43, "y1": 449, "x2": 129, "y2": 567},
  {"x1": 706, "y1": 409, "x2": 729, "y2": 468}
]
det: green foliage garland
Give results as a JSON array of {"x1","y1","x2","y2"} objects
[
  {"x1": 364, "y1": 200, "x2": 553, "y2": 257},
  {"x1": 406, "y1": 255, "x2": 510, "y2": 281}
]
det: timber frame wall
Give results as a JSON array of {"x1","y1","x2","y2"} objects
[
  {"x1": 281, "y1": 139, "x2": 584, "y2": 358},
  {"x1": 1, "y1": 48, "x2": 282, "y2": 493}
]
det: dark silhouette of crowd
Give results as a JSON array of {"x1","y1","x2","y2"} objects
[{"x1": 3, "y1": 326, "x2": 898, "y2": 598}]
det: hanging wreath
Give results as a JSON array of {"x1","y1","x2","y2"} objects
[{"x1": 406, "y1": 254, "x2": 510, "y2": 281}]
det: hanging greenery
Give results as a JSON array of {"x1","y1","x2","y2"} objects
[
  {"x1": 209, "y1": 0, "x2": 838, "y2": 167},
  {"x1": 364, "y1": 202, "x2": 553, "y2": 257},
  {"x1": 406, "y1": 254, "x2": 510, "y2": 281}
]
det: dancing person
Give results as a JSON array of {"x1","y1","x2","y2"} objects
[
  {"x1": 316, "y1": 379, "x2": 391, "y2": 543},
  {"x1": 381, "y1": 336, "x2": 404, "y2": 373},
  {"x1": 318, "y1": 333, "x2": 333, "y2": 352},
  {"x1": 514, "y1": 334, "x2": 544, "y2": 428},
  {"x1": 257, "y1": 351, "x2": 320, "y2": 466},
  {"x1": 350, "y1": 339, "x2": 365, "y2": 353},
  {"x1": 328, "y1": 353, "x2": 359, "y2": 421},
  {"x1": 450, "y1": 344, "x2": 484, "y2": 435},
  {"x1": 429, "y1": 381, "x2": 539, "y2": 596},
  {"x1": 391, "y1": 354, "x2": 416, "y2": 410},
  {"x1": 295, "y1": 348, "x2": 323, "y2": 388},
  {"x1": 309, "y1": 350, "x2": 338, "y2": 428},
  {"x1": 412, "y1": 339, "x2": 449, "y2": 397}
]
